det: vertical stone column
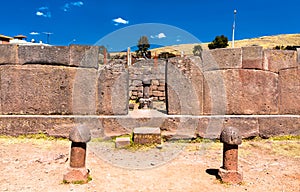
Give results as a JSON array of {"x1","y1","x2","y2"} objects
[
  {"x1": 218, "y1": 127, "x2": 243, "y2": 184},
  {"x1": 63, "y1": 125, "x2": 91, "y2": 183}
]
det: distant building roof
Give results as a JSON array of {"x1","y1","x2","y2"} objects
[
  {"x1": 14, "y1": 35, "x2": 27, "y2": 40},
  {"x1": 0, "y1": 34, "x2": 13, "y2": 40}
]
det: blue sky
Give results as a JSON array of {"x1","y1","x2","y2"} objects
[{"x1": 1, "y1": 0, "x2": 300, "y2": 51}]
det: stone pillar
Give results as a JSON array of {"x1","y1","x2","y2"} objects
[
  {"x1": 63, "y1": 125, "x2": 91, "y2": 183},
  {"x1": 218, "y1": 127, "x2": 243, "y2": 184}
]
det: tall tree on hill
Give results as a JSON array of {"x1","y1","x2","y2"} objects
[
  {"x1": 208, "y1": 35, "x2": 229, "y2": 49},
  {"x1": 136, "y1": 36, "x2": 150, "y2": 58}
]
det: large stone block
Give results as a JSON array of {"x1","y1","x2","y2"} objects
[
  {"x1": 202, "y1": 48, "x2": 242, "y2": 71},
  {"x1": 97, "y1": 64, "x2": 129, "y2": 115},
  {"x1": 242, "y1": 46, "x2": 263, "y2": 69},
  {"x1": 18, "y1": 45, "x2": 69, "y2": 65},
  {"x1": 204, "y1": 69, "x2": 279, "y2": 115},
  {"x1": 259, "y1": 116, "x2": 300, "y2": 138},
  {"x1": 166, "y1": 57, "x2": 203, "y2": 115},
  {"x1": 0, "y1": 65, "x2": 97, "y2": 115},
  {"x1": 223, "y1": 117, "x2": 259, "y2": 138},
  {"x1": 279, "y1": 68, "x2": 300, "y2": 114},
  {"x1": 0, "y1": 65, "x2": 74, "y2": 114},
  {"x1": 0, "y1": 44, "x2": 18, "y2": 64},
  {"x1": 72, "y1": 68, "x2": 98, "y2": 115},
  {"x1": 69, "y1": 45, "x2": 99, "y2": 69},
  {"x1": 263, "y1": 50, "x2": 298, "y2": 73},
  {"x1": 0, "y1": 116, "x2": 75, "y2": 137}
]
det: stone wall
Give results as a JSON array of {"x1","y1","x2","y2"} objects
[
  {"x1": 166, "y1": 47, "x2": 300, "y2": 116},
  {"x1": 128, "y1": 60, "x2": 166, "y2": 101},
  {"x1": 0, "y1": 44, "x2": 299, "y2": 139},
  {"x1": 0, "y1": 44, "x2": 128, "y2": 115}
]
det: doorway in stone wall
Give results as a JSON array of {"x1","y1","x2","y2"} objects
[{"x1": 128, "y1": 59, "x2": 167, "y2": 114}]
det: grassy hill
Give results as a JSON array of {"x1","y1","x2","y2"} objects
[{"x1": 150, "y1": 33, "x2": 300, "y2": 56}]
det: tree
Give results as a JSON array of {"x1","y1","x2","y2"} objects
[
  {"x1": 193, "y1": 45, "x2": 203, "y2": 59},
  {"x1": 208, "y1": 35, "x2": 229, "y2": 49},
  {"x1": 136, "y1": 36, "x2": 150, "y2": 58}
]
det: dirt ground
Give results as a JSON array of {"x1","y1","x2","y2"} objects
[{"x1": 0, "y1": 137, "x2": 299, "y2": 192}]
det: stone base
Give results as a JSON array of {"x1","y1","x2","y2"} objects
[
  {"x1": 115, "y1": 137, "x2": 131, "y2": 148},
  {"x1": 133, "y1": 127, "x2": 161, "y2": 144},
  {"x1": 218, "y1": 168, "x2": 243, "y2": 184},
  {"x1": 63, "y1": 167, "x2": 89, "y2": 184}
]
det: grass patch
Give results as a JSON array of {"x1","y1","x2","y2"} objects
[{"x1": 269, "y1": 135, "x2": 300, "y2": 141}]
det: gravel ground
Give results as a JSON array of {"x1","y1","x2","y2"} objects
[{"x1": 0, "y1": 137, "x2": 299, "y2": 192}]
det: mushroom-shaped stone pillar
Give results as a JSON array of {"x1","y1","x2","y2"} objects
[
  {"x1": 63, "y1": 125, "x2": 91, "y2": 183},
  {"x1": 218, "y1": 127, "x2": 243, "y2": 184}
]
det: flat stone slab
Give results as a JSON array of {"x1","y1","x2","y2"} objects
[
  {"x1": 133, "y1": 127, "x2": 161, "y2": 144},
  {"x1": 115, "y1": 137, "x2": 131, "y2": 148}
]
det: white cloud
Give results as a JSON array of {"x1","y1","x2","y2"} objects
[
  {"x1": 157, "y1": 33, "x2": 166, "y2": 39},
  {"x1": 71, "y1": 1, "x2": 84, "y2": 7},
  {"x1": 36, "y1": 7, "x2": 51, "y2": 18},
  {"x1": 112, "y1": 17, "x2": 129, "y2": 25},
  {"x1": 151, "y1": 32, "x2": 167, "y2": 39},
  {"x1": 36, "y1": 11, "x2": 43, "y2": 16},
  {"x1": 63, "y1": 1, "x2": 84, "y2": 12},
  {"x1": 30, "y1": 32, "x2": 40, "y2": 35}
]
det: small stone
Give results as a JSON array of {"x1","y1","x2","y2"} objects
[
  {"x1": 220, "y1": 127, "x2": 242, "y2": 145},
  {"x1": 115, "y1": 137, "x2": 131, "y2": 148},
  {"x1": 69, "y1": 125, "x2": 91, "y2": 143}
]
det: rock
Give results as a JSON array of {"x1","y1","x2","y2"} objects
[
  {"x1": 242, "y1": 46, "x2": 263, "y2": 69},
  {"x1": 279, "y1": 68, "x2": 300, "y2": 114},
  {"x1": 69, "y1": 45, "x2": 99, "y2": 69},
  {"x1": 263, "y1": 50, "x2": 297, "y2": 73},
  {"x1": 18, "y1": 45, "x2": 69, "y2": 65},
  {"x1": 204, "y1": 69, "x2": 279, "y2": 115},
  {"x1": 133, "y1": 127, "x2": 161, "y2": 144},
  {"x1": 220, "y1": 127, "x2": 242, "y2": 145},
  {"x1": 115, "y1": 137, "x2": 131, "y2": 148},
  {"x1": 0, "y1": 44, "x2": 18, "y2": 64},
  {"x1": 69, "y1": 125, "x2": 91, "y2": 143}
]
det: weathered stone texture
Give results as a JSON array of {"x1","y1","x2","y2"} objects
[
  {"x1": 18, "y1": 45, "x2": 69, "y2": 65},
  {"x1": 0, "y1": 65, "x2": 75, "y2": 115},
  {"x1": 204, "y1": 69, "x2": 278, "y2": 115},
  {"x1": 202, "y1": 48, "x2": 242, "y2": 70},
  {"x1": 297, "y1": 48, "x2": 300, "y2": 63},
  {"x1": 259, "y1": 117, "x2": 300, "y2": 138},
  {"x1": 242, "y1": 46, "x2": 263, "y2": 69},
  {"x1": 97, "y1": 64, "x2": 129, "y2": 115},
  {"x1": 69, "y1": 45, "x2": 99, "y2": 69},
  {"x1": 223, "y1": 117, "x2": 259, "y2": 138},
  {"x1": 279, "y1": 68, "x2": 300, "y2": 114},
  {"x1": 133, "y1": 127, "x2": 161, "y2": 144},
  {"x1": 167, "y1": 57, "x2": 203, "y2": 115},
  {"x1": 263, "y1": 50, "x2": 298, "y2": 73},
  {"x1": 0, "y1": 44, "x2": 18, "y2": 64}
]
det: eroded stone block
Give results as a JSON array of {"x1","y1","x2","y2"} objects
[
  {"x1": 96, "y1": 64, "x2": 129, "y2": 115},
  {"x1": 259, "y1": 116, "x2": 300, "y2": 138},
  {"x1": 69, "y1": 45, "x2": 99, "y2": 69},
  {"x1": 263, "y1": 50, "x2": 298, "y2": 73},
  {"x1": 202, "y1": 48, "x2": 242, "y2": 71},
  {"x1": 0, "y1": 44, "x2": 18, "y2": 64},
  {"x1": 18, "y1": 45, "x2": 69, "y2": 65},
  {"x1": 204, "y1": 69, "x2": 279, "y2": 115},
  {"x1": 279, "y1": 68, "x2": 300, "y2": 114},
  {"x1": 133, "y1": 127, "x2": 161, "y2": 144},
  {"x1": 242, "y1": 46, "x2": 263, "y2": 69}
]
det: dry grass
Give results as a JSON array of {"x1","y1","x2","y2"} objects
[{"x1": 150, "y1": 33, "x2": 300, "y2": 55}]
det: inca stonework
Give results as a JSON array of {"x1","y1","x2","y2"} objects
[{"x1": 0, "y1": 44, "x2": 299, "y2": 139}]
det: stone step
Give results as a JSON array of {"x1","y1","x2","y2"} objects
[{"x1": 133, "y1": 127, "x2": 161, "y2": 145}]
